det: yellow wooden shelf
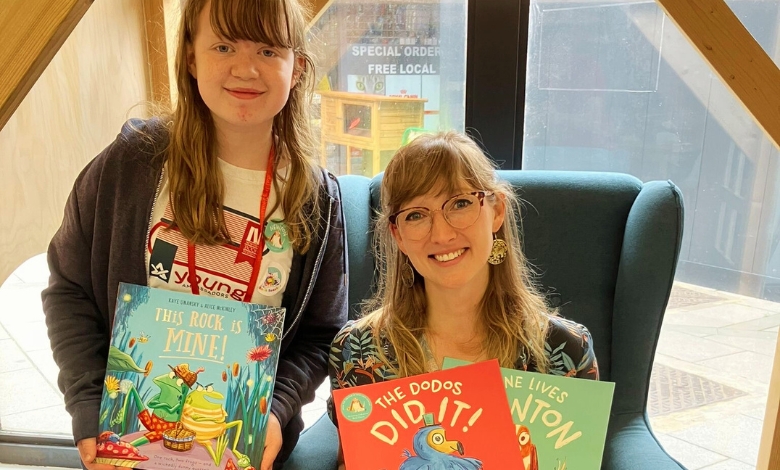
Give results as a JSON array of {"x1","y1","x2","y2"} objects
[{"x1": 317, "y1": 90, "x2": 426, "y2": 175}]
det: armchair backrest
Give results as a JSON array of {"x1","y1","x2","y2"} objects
[{"x1": 337, "y1": 170, "x2": 683, "y2": 417}]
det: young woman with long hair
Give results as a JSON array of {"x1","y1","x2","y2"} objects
[
  {"x1": 43, "y1": 1, "x2": 347, "y2": 469},
  {"x1": 328, "y1": 132, "x2": 598, "y2": 468}
]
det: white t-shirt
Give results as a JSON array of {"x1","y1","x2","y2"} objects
[{"x1": 146, "y1": 159, "x2": 293, "y2": 306}]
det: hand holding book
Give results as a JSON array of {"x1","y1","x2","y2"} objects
[{"x1": 259, "y1": 412, "x2": 283, "y2": 470}]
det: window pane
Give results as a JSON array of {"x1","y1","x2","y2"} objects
[
  {"x1": 523, "y1": 1, "x2": 780, "y2": 468},
  {"x1": 0, "y1": 255, "x2": 72, "y2": 437},
  {"x1": 523, "y1": 0, "x2": 780, "y2": 302},
  {"x1": 308, "y1": 0, "x2": 467, "y2": 177}
]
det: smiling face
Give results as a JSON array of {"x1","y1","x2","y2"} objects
[
  {"x1": 391, "y1": 184, "x2": 505, "y2": 294},
  {"x1": 186, "y1": 1, "x2": 300, "y2": 134}
]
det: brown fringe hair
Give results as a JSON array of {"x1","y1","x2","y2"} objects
[
  {"x1": 164, "y1": 0, "x2": 320, "y2": 251},
  {"x1": 359, "y1": 132, "x2": 553, "y2": 377}
]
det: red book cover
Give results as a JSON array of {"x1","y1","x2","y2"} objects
[{"x1": 332, "y1": 360, "x2": 523, "y2": 469}]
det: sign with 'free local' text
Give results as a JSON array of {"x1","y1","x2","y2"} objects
[{"x1": 344, "y1": 44, "x2": 440, "y2": 75}]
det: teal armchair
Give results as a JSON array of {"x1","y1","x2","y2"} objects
[{"x1": 285, "y1": 171, "x2": 686, "y2": 469}]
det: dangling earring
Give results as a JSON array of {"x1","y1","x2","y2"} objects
[
  {"x1": 488, "y1": 233, "x2": 508, "y2": 265},
  {"x1": 401, "y1": 256, "x2": 415, "y2": 288}
]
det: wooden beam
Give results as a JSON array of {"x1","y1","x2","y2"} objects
[
  {"x1": 307, "y1": 0, "x2": 333, "y2": 27},
  {"x1": 652, "y1": 1, "x2": 780, "y2": 467},
  {"x1": 0, "y1": 0, "x2": 93, "y2": 131},
  {"x1": 143, "y1": 0, "x2": 171, "y2": 107},
  {"x1": 759, "y1": 329, "x2": 780, "y2": 469},
  {"x1": 142, "y1": 0, "x2": 181, "y2": 107},
  {"x1": 655, "y1": 0, "x2": 780, "y2": 150},
  {"x1": 309, "y1": 0, "x2": 330, "y2": 18}
]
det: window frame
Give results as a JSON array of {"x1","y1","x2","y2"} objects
[
  {"x1": 0, "y1": 433, "x2": 80, "y2": 466},
  {"x1": 465, "y1": 0, "x2": 530, "y2": 170}
]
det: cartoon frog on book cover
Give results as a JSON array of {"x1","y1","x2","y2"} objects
[
  {"x1": 180, "y1": 381, "x2": 248, "y2": 464},
  {"x1": 98, "y1": 360, "x2": 251, "y2": 467}
]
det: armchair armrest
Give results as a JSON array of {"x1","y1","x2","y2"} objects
[
  {"x1": 612, "y1": 180, "x2": 684, "y2": 414},
  {"x1": 604, "y1": 413, "x2": 685, "y2": 469}
]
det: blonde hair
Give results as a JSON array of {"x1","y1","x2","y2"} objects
[
  {"x1": 360, "y1": 132, "x2": 553, "y2": 377},
  {"x1": 164, "y1": 0, "x2": 320, "y2": 250}
]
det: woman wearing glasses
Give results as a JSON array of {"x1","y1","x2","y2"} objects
[{"x1": 328, "y1": 132, "x2": 599, "y2": 467}]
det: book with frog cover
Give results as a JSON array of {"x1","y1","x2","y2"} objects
[
  {"x1": 95, "y1": 282, "x2": 285, "y2": 470},
  {"x1": 443, "y1": 358, "x2": 615, "y2": 470},
  {"x1": 332, "y1": 359, "x2": 524, "y2": 469}
]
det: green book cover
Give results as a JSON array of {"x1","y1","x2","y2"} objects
[
  {"x1": 443, "y1": 358, "x2": 614, "y2": 470},
  {"x1": 95, "y1": 283, "x2": 286, "y2": 470}
]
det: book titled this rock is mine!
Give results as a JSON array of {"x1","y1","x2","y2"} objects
[{"x1": 95, "y1": 283, "x2": 285, "y2": 470}]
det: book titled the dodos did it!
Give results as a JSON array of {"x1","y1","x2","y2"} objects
[
  {"x1": 95, "y1": 283, "x2": 285, "y2": 470},
  {"x1": 333, "y1": 360, "x2": 524, "y2": 469}
]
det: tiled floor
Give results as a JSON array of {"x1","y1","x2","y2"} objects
[
  {"x1": 1, "y1": 255, "x2": 778, "y2": 470},
  {"x1": 649, "y1": 283, "x2": 780, "y2": 469}
]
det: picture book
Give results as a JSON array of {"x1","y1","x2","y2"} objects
[
  {"x1": 332, "y1": 359, "x2": 525, "y2": 469},
  {"x1": 95, "y1": 282, "x2": 285, "y2": 470},
  {"x1": 443, "y1": 358, "x2": 615, "y2": 470}
]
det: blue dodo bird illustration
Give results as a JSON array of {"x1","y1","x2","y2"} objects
[{"x1": 399, "y1": 413, "x2": 483, "y2": 470}]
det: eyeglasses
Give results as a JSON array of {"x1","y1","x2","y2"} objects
[{"x1": 389, "y1": 191, "x2": 492, "y2": 241}]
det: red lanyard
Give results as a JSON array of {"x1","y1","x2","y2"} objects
[{"x1": 187, "y1": 147, "x2": 275, "y2": 302}]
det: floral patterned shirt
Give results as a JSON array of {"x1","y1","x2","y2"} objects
[{"x1": 327, "y1": 315, "x2": 600, "y2": 425}]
